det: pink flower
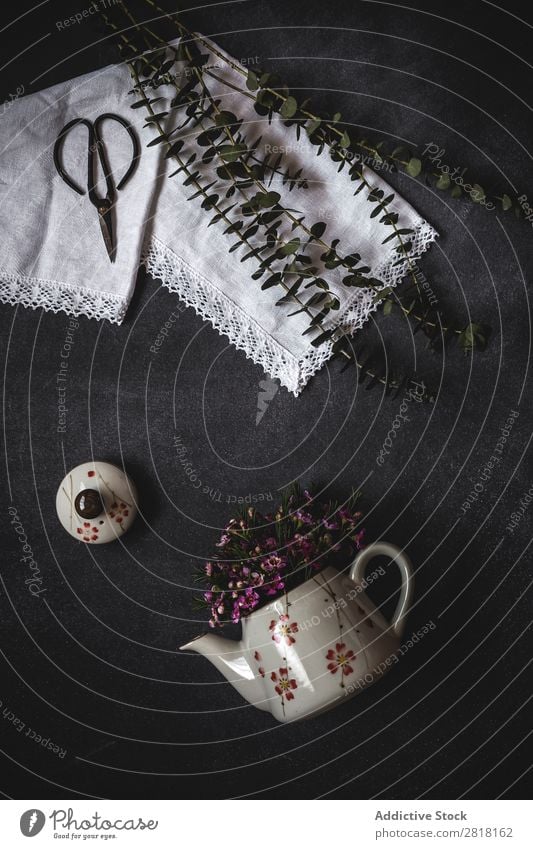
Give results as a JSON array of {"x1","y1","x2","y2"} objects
[
  {"x1": 326, "y1": 642, "x2": 356, "y2": 675},
  {"x1": 265, "y1": 577, "x2": 285, "y2": 596},
  {"x1": 262, "y1": 554, "x2": 286, "y2": 572},
  {"x1": 298, "y1": 539, "x2": 316, "y2": 558},
  {"x1": 216, "y1": 534, "x2": 231, "y2": 548},
  {"x1": 198, "y1": 487, "x2": 365, "y2": 628},
  {"x1": 271, "y1": 667, "x2": 297, "y2": 700},
  {"x1": 352, "y1": 530, "x2": 365, "y2": 549},
  {"x1": 322, "y1": 517, "x2": 339, "y2": 530}
]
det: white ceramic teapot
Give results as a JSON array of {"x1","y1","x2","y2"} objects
[{"x1": 181, "y1": 542, "x2": 414, "y2": 722}]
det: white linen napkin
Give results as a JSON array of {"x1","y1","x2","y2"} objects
[{"x1": 0, "y1": 36, "x2": 437, "y2": 394}]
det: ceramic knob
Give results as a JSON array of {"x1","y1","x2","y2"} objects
[{"x1": 56, "y1": 461, "x2": 138, "y2": 544}]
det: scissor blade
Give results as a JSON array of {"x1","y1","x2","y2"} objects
[{"x1": 98, "y1": 209, "x2": 116, "y2": 263}]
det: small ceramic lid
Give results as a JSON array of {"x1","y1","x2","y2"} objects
[{"x1": 56, "y1": 461, "x2": 138, "y2": 544}]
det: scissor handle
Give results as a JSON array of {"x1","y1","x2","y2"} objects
[
  {"x1": 93, "y1": 113, "x2": 140, "y2": 192},
  {"x1": 53, "y1": 114, "x2": 140, "y2": 203},
  {"x1": 53, "y1": 117, "x2": 93, "y2": 196}
]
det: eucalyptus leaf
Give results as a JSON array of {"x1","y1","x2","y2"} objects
[
  {"x1": 279, "y1": 238, "x2": 300, "y2": 256},
  {"x1": 261, "y1": 273, "x2": 283, "y2": 290},
  {"x1": 436, "y1": 173, "x2": 451, "y2": 190},
  {"x1": 472, "y1": 184, "x2": 486, "y2": 204},
  {"x1": 246, "y1": 69, "x2": 259, "y2": 91},
  {"x1": 146, "y1": 134, "x2": 168, "y2": 147},
  {"x1": 406, "y1": 157, "x2": 422, "y2": 177},
  {"x1": 259, "y1": 191, "x2": 281, "y2": 208},
  {"x1": 280, "y1": 96, "x2": 298, "y2": 119},
  {"x1": 219, "y1": 143, "x2": 248, "y2": 163},
  {"x1": 215, "y1": 111, "x2": 238, "y2": 127},
  {"x1": 306, "y1": 117, "x2": 321, "y2": 137},
  {"x1": 311, "y1": 329, "x2": 335, "y2": 347},
  {"x1": 310, "y1": 222, "x2": 327, "y2": 239},
  {"x1": 340, "y1": 131, "x2": 351, "y2": 149}
]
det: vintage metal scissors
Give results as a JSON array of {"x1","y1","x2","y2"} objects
[{"x1": 53, "y1": 113, "x2": 140, "y2": 263}]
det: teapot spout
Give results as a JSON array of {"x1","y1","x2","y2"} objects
[{"x1": 180, "y1": 633, "x2": 266, "y2": 710}]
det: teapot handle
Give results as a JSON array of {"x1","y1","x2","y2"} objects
[{"x1": 349, "y1": 541, "x2": 414, "y2": 637}]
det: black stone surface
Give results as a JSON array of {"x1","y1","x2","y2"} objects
[{"x1": 0, "y1": 0, "x2": 531, "y2": 800}]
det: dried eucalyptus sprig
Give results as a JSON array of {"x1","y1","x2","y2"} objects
[
  {"x1": 126, "y1": 0, "x2": 422, "y2": 295},
  {"x1": 100, "y1": 2, "x2": 489, "y2": 399},
  {"x1": 114, "y1": 3, "x2": 386, "y2": 304},
  {"x1": 126, "y1": 0, "x2": 492, "y2": 354},
  {"x1": 103, "y1": 8, "x2": 428, "y2": 394},
  {"x1": 119, "y1": 37, "x2": 355, "y2": 346},
  {"x1": 140, "y1": 0, "x2": 520, "y2": 216}
]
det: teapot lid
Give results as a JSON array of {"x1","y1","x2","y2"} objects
[{"x1": 56, "y1": 461, "x2": 137, "y2": 544}]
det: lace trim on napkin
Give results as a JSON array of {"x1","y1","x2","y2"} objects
[
  {"x1": 143, "y1": 220, "x2": 437, "y2": 396},
  {"x1": 0, "y1": 272, "x2": 129, "y2": 323}
]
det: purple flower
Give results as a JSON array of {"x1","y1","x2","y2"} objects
[
  {"x1": 216, "y1": 534, "x2": 231, "y2": 548},
  {"x1": 296, "y1": 538, "x2": 316, "y2": 558},
  {"x1": 295, "y1": 509, "x2": 313, "y2": 524},
  {"x1": 265, "y1": 576, "x2": 285, "y2": 596},
  {"x1": 262, "y1": 554, "x2": 286, "y2": 572},
  {"x1": 322, "y1": 517, "x2": 339, "y2": 530},
  {"x1": 352, "y1": 530, "x2": 365, "y2": 549}
]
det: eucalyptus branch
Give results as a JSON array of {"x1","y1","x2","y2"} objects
[
  {"x1": 116, "y1": 15, "x2": 429, "y2": 366},
  {"x1": 104, "y1": 13, "x2": 356, "y2": 352},
  {"x1": 116, "y1": 0, "x2": 383, "y2": 303},
  {"x1": 100, "y1": 7, "x2": 484, "y2": 396},
  {"x1": 107, "y1": 8, "x2": 424, "y2": 391},
  {"x1": 132, "y1": 0, "x2": 460, "y2": 358},
  {"x1": 142, "y1": 0, "x2": 521, "y2": 219},
  {"x1": 137, "y1": 1, "x2": 416, "y2": 273},
  {"x1": 112, "y1": 5, "x2": 393, "y2": 357},
  {"x1": 137, "y1": 0, "x2": 423, "y2": 296},
  {"x1": 140, "y1": 5, "x2": 489, "y2": 352}
]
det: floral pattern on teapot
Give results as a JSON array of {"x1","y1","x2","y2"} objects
[
  {"x1": 326, "y1": 642, "x2": 357, "y2": 688},
  {"x1": 269, "y1": 613, "x2": 299, "y2": 645},
  {"x1": 271, "y1": 667, "x2": 298, "y2": 706}
]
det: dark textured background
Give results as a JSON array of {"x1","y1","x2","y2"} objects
[{"x1": 0, "y1": 0, "x2": 531, "y2": 800}]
